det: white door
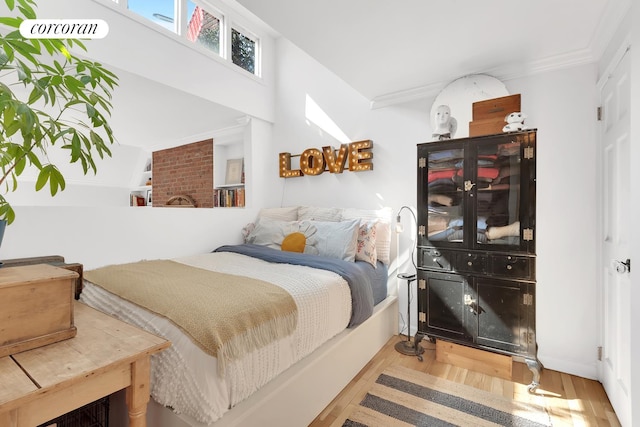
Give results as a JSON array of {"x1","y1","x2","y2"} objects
[{"x1": 599, "y1": 49, "x2": 631, "y2": 426}]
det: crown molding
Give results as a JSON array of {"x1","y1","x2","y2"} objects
[
  {"x1": 370, "y1": 0, "x2": 634, "y2": 111},
  {"x1": 369, "y1": 82, "x2": 443, "y2": 110},
  {"x1": 370, "y1": 48, "x2": 597, "y2": 110}
]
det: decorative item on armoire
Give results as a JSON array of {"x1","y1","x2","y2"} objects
[
  {"x1": 431, "y1": 104, "x2": 457, "y2": 141},
  {"x1": 430, "y1": 74, "x2": 510, "y2": 140},
  {"x1": 503, "y1": 112, "x2": 529, "y2": 132}
]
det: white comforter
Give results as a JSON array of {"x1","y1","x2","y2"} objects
[{"x1": 80, "y1": 252, "x2": 352, "y2": 424}]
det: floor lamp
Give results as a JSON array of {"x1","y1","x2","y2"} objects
[{"x1": 395, "y1": 206, "x2": 424, "y2": 360}]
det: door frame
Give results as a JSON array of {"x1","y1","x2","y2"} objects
[{"x1": 595, "y1": 36, "x2": 632, "y2": 424}]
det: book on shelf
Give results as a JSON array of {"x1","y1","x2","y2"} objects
[
  {"x1": 130, "y1": 193, "x2": 146, "y2": 206},
  {"x1": 214, "y1": 187, "x2": 245, "y2": 207}
]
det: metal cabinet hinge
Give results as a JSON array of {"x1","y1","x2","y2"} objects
[
  {"x1": 418, "y1": 312, "x2": 426, "y2": 323},
  {"x1": 598, "y1": 346, "x2": 603, "y2": 361},
  {"x1": 524, "y1": 146, "x2": 534, "y2": 159},
  {"x1": 418, "y1": 225, "x2": 425, "y2": 236},
  {"x1": 597, "y1": 106, "x2": 603, "y2": 121},
  {"x1": 418, "y1": 279, "x2": 426, "y2": 290},
  {"x1": 419, "y1": 157, "x2": 426, "y2": 168},
  {"x1": 523, "y1": 228, "x2": 534, "y2": 241},
  {"x1": 523, "y1": 332, "x2": 534, "y2": 344},
  {"x1": 523, "y1": 294, "x2": 534, "y2": 306}
]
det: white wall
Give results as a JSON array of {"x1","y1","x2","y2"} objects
[
  {"x1": 508, "y1": 67, "x2": 599, "y2": 378},
  {"x1": 0, "y1": 206, "x2": 252, "y2": 269},
  {"x1": 270, "y1": 38, "x2": 600, "y2": 379}
]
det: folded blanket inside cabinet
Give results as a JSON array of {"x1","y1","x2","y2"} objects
[{"x1": 84, "y1": 260, "x2": 298, "y2": 375}]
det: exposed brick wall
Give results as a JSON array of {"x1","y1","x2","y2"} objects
[{"x1": 152, "y1": 139, "x2": 214, "y2": 208}]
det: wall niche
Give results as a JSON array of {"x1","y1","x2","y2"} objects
[{"x1": 152, "y1": 139, "x2": 214, "y2": 208}]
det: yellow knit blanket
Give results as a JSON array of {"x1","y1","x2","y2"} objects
[{"x1": 84, "y1": 259, "x2": 298, "y2": 374}]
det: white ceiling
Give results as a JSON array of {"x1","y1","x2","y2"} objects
[{"x1": 236, "y1": 0, "x2": 630, "y2": 105}]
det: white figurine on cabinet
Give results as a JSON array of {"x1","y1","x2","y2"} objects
[
  {"x1": 432, "y1": 104, "x2": 457, "y2": 140},
  {"x1": 503, "y1": 112, "x2": 528, "y2": 132}
]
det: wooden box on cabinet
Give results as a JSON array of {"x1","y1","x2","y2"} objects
[
  {"x1": 469, "y1": 94, "x2": 521, "y2": 137},
  {"x1": 0, "y1": 264, "x2": 78, "y2": 357}
]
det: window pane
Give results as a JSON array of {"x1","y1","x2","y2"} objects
[
  {"x1": 232, "y1": 28, "x2": 256, "y2": 74},
  {"x1": 186, "y1": 1, "x2": 220, "y2": 54},
  {"x1": 128, "y1": 0, "x2": 175, "y2": 32}
]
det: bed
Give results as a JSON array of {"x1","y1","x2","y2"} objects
[{"x1": 79, "y1": 206, "x2": 398, "y2": 426}]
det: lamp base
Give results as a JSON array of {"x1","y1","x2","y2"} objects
[{"x1": 394, "y1": 339, "x2": 424, "y2": 357}]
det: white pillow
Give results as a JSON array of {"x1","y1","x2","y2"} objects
[
  {"x1": 247, "y1": 217, "x2": 318, "y2": 254},
  {"x1": 304, "y1": 219, "x2": 360, "y2": 262},
  {"x1": 258, "y1": 206, "x2": 299, "y2": 221},
  {"x1": 341, "y1": 207, "x2": 392, "y2": 264},
  {"x1": 355, "y1": 220, "x2": 378, "y2": 267},
  {"x1": 298, "y1": 206, "x2": 343, "y2": 222}
]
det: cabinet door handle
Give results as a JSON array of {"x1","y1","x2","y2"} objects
[{"x1": 464, "y1": 294, "x2": 477, "y2": 314}]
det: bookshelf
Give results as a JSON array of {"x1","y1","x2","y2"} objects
[{"x1": 130, "y1": 160, "x2": 152, "y2": 207}]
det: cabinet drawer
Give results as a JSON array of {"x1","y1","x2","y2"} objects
[
  {"x1": 456, "y1": 252, "x2": 487, "y2": 274},
  {"x1": 419, "y1": 248, "x2": 452, "y2": 271},
  {"x1": 490, "y1": 255, "x2": 533, "y2": 279}
]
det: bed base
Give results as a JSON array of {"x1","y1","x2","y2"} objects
[{"x1": 109, "y1": 295, "x2": 397, "y2": 427}]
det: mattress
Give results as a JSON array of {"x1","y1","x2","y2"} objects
[{"x1": 81, "y1": 250, "x2": 384, "y2": 424}]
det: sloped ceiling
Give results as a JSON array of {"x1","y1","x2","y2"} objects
[
  {"x1": 236, "y1": 0, "x2": 630, "y2": 105},
  {"x1": 108, "y1": 68, "x2": 246, "y2": 150}
]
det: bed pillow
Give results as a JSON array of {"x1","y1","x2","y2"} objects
[
  {"x1": 298, "y1": 206, "x2": 343, "y2": 222},
  {"x1": 247, "y1": 217, "x2": 318, "y2": 253},
  {"x1": 341, "y1": 207, "x2": 392, "y2": 264},
  {"x1": 355, "y1": 220, "x2": 378, "y2": 267},
  {"x1": 281, "y1": 232, "x2": 306, "y2": 253},
  {"x1": 304, "y1": 219, "x2": 360, "y2": 262},
  {"x1": 258, "y1": 206, "x2": 299, "y2": 221},
  {"x1": 241, "y1": 222, "x2": 255, "y2": 243}
]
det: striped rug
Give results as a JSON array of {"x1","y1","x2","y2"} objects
[{"x1": 343, "y1": 366, "x2": 552, "y2": 427}]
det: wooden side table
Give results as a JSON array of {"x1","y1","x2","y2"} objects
[{"x1": 0, "y1": 302, "x2": 170, "y2": 427}]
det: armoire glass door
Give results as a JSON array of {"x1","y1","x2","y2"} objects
[
  {"x1": 421, "y1": 143, "x2": 466, "y2": 247},
  {"x1": 471, "y1": 137, "x2": 524, "y2": 249}
]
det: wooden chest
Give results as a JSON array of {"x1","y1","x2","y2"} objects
[
  {"x1": 0, "y1": 264, "x2": 78, "y2": 357},
  {"x1": 469, "y1": 94, "x2": 521, "y2": 137}
]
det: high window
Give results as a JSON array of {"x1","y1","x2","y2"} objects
[
  {"x1": 128, "y1": 0, "x2": 176, "y2": 32},
  {"x1": 186, "y1": 1, "x2": 221, "y2": 55},
  {"x1": 108, "y1": 0, "x2": 259, "y2": 77},
  {"x1": 231, "y1": 27, "x2": 256, "y2": 74}
]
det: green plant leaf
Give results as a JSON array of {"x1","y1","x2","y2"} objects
[
  {"x1": 0, "y1": 17, "x2": 22, "y2": 28},
  {"x1": 17, "y1": 4, "x2": 36, "y2": 19},
  {"x1": 34, "y1": 166, "x2": 48, "y2": 191},
  {"x1": 0, "y1": 195, "x2": 16, "y2": 225},
  {"x1": 14, "y1": 155, "x2": 25, "y2": 175},
  {"x1": 28, "y1": 86, "x2": 43, "y2": 104}
]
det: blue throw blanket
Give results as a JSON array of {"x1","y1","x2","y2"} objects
[{"x1": 214, "y1": 244, "x2": 377, "y2": 327}]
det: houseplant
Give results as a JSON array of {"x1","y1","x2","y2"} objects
[{"x1": 0, "y1": 0, "x2": 118, "y2": 241}]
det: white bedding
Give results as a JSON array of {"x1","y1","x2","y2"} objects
[{"x1": 80, "y1": 252, "x2": 352, "y2": 425}]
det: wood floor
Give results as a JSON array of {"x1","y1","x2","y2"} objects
[{"x1": 309, "y1": 335, "x2": 621, "y2": 427}]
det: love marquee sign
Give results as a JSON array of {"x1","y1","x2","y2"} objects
[{"x1": 279, "y1": 140, "x2": 373, "y2": 178}]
